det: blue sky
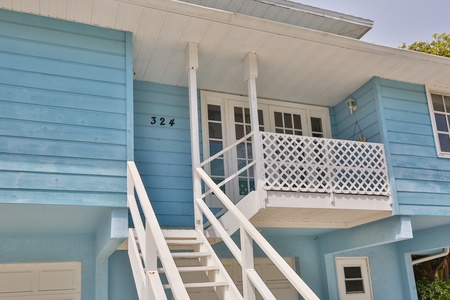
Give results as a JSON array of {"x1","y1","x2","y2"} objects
[{"x1": 293, "y1": 0, "x2": 450, "y2": 47}]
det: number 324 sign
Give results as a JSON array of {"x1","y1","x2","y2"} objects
[{"x1": 150, "y1": 116, "x2": 175, "y2": 127}]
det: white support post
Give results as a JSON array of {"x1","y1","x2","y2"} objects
[
  {"x1": 241, "y1": 226, "x2": 256, "y2": 300},
  {"x1": 244, "y1": 52, "x2": 265, "y2": 206},
  {"x1": 186, "y1": 42, "x2": 203, "y2": 230}
]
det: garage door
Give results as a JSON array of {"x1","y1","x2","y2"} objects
[{"x1": 0, "y1": 262, "x2": 81, "y2": 300}]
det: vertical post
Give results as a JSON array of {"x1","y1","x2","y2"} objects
[
  {"x1": 186, "y1": 42, "x2": 203, "y2": 230},
  {"x1": 146, "y1": 219, "x2": 158, "y2": 300},
  {"x1": 244, "y1": 53, "x2": 265, "y2": 204},
  {"x1": 241, "y1": 226, "x2": 256, "y2": 300}
]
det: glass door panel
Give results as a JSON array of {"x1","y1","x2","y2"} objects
[{"x1": 229, "y1": 101, "x2": 268, "y2": 201}]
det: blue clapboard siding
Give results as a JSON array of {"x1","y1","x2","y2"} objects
[
  {"x1": 376, "y1": 78, "x2": 450, "y2": 215},
  {"x1": 330, "y1": 79, "x2": 381, "y2": 142},
  {"x1": 134, "y1": 81, "x2": 195, "y2": 227},
  {"x1": 0, "y1": 10, "x2": 130, "y2": 207}
]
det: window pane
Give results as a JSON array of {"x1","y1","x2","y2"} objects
[
  {"x1": 432, "y1": 94, "x2": 445, "y2": 112},
  {"x1": 235, "y1": 124, "x2": 244, "y2": 139},
  {"x1": 294, "y1": 115, "x2": 302, "y2": 130},
  {"x1": 209, "y1": 141, "x2": 223, "y2": 155},
  {"x1": 439, "y1": 134, "x2": 450, "y2": 152},
  {"x1": 274, "y1": 112, "x2": 283, "y2": 127},
  {"x1": 208, "y1": 105, "x2": 221, "y2": 121},
  {"x1": 258, "y1": 110, "x2": 264, "y2": 126},
  {"x1": 209, "y1": 123, "x2": 222, "y2": 139},
  {"x1": 284, "y1": 113, "x2": 293, "y2": 128},
  {"x1": 313, "y1": 133, "x2": 323, "y2": 138},
  {"x1": 311, "y1": 117, "x2": 323, "y2": 133},
  {"x1": 344, "y1": 267, "x2": 363, "y2": 279},
  {"x1": 237, "y1": 143, "x2": 246, "y2": 158},
  {"x1": 345, "y1": 280, "x2": 365, "y2": 293},
  {"x1": 245, "y1": 108, "x2": 251, "y2": 123},
  {"x1": 445, "y1": 96, "x2": 450, "y2": 112},
  {"x1": 210, "y1": 159, "x2": 224, "y2": 176},
  {"x1": 234, "y1": 107, "x2": 243, "y2": 123},
  {"x1": 435, "y1": 114, "x2": 448, "y2": 132}
]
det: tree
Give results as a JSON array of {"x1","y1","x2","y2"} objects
[{"x1": 401, "y1": 33, "x2": 450, "y2": 58}]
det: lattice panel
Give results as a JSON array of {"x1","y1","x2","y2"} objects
[{"x1": 260, "y1": 133, "x2": 390, "y2": 196}]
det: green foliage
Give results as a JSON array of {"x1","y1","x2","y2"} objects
[
  {"x1": 401, "y1": 33, "x2": 450, "y2": 58},
  {"x1": 416, "y1": 279, "x2": 450, "y2": 300}
]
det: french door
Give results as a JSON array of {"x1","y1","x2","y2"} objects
[{"x1": 201, "y1": 91, "x2": 330, "y2": 204}]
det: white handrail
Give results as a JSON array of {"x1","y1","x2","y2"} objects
[
  {"x1": 196, "y1": 167, "x2": 320, "y2": 300},
  {"x1": 127, "y1": 161, "x2": 190, "y2": 300},
  {"x1": 200, "y1": 131, "x2": 254, "y2": 167}
]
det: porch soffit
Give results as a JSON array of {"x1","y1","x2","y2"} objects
[{"x1": 2, "y1": 0, "x2": 450, "y2": 107}]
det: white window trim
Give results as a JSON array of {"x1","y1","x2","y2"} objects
[
  {"x1": 426, "y1": 85, "x2": 450, "y2": 158},
  {"x1": 336, "y1": 257, "x2": 373, "y2": 300}
]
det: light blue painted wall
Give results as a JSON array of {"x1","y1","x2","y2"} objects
[
  {"x1": 134, "y1": 81, "x2": 195, "y2": 227},
  {"x1": 330, "y1": 79, "x2": 381, "y2": 143},
  {"x1": 0, "y1": 9, "x2": 129, "y2": 207},
  {"x1": 109, "y1": 251, "x2": 139, "y2": 300},
  {"x1": 375, "y1": 77, "x2": 450, "y2": 215},
  {"x1": 0, "y1": 235, "x2": 96, "y2": 300}
]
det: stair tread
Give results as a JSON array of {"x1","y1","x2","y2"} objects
[
  {"x1": 171, "y1": 251, "x2": 210, "y2": 258},
  {"x1": 158, "y1": 266, "x2": 219, "y2": 273},
  {"x1": 166, "y1": 239, "x2": 201, "y2": 245},
  {"x1": 163, "y1": 281, "x2": 229, "y2": 289}
]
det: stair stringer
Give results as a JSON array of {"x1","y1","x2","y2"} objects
[{"x1": 206, "y1": 191, "x2": 261, "y2": 238}]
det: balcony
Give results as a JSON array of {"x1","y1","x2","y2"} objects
[{"x1": 201, "y1": 132, "x2": 392, "y2": 231}]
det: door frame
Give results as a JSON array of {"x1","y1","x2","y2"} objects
[{"x1": 200, "y1": 91, "x2": 331, "y2": 203}]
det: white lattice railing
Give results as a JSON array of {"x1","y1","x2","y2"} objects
[{"x1": 260, "y1": 132, "x2": 390, "y2": 196}]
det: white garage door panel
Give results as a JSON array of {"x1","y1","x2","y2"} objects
[
  {"x1": 0, "y1": 262, "x2": 81, "y2": 300},
  {"x1": 0, "y1": 271, "x2": 33, "y2": 293}
]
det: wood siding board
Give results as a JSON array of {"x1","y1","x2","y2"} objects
[
  {"x1": 386, "y1": 119, "x2": 433, "y2": 136},
  {"x1": 0, "y1": 118, "x2": 127, "y2": 145},
  {"x1": 391, "y1": 156, "x2": 450, "y2": 172},
  {"x1": 0, "y1": 35, "x2": 126, "y2": 69},
  {"x1": 0, "y1": 101, "x2": 126, "y2": 130},
  {"x1": 0, "y1": 190, "x2": 125, "y2": 207},
  {"x1": 0, "y1": 153, "x2": 125, "y2": 176},
  {"x1": 0, "y1": 85, "x2": 126, "y2": 114},
  {"x1": 2, "y1": 136, "x2": 126, "y2": 160},
  {"x1": 0, "y1": 171, "x2": 125, "y2": 192},
  {"x1": 0, "y1": 20, "x2": 125, "y2": 55},
  {"x1": 386, "y1": 131, "x2": 435, "y2": 147},
  {"x1": 399, "y1": 205, "x2": 450, "y2": 216},
  {"x1": 394, "y1": 167, "x2": 450, "y2": 183},
  {"x1": 389, "y1": 144, "x2": 437, "y2": 158},
  {"x1": 134, "y1": 138, "x2": 191, "y2": 153},
  {"x1": 384, "y1": 110, "x2": 431, "y2": 125},
  {"x1": 0, "y1": 68, "x2": 126, "y2": 99},
  {"x1": 0, "y1": 51, "x2": 125, "y2": 84},
  {"x1": 397, "y1": 193, "x2": 450, "y2": 206}
]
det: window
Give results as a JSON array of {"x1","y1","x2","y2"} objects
[
  {"x1": 336, "y1": 257, "x2": 373, "y2": 300},
  {"x1": 428, "y1": 90, "x2": 450, "y2": 157}
]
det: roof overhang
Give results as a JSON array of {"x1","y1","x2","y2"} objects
[{"x1": 2, "y1": 0, "x2": 450, "y2": 107}]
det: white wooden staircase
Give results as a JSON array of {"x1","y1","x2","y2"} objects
[{"x1": 127, "y1": 160, "x2": 320, "y2": 300}]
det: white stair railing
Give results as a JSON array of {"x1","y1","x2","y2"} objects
[
  {"x1": 127, "y1": 161, "x2": 190, "y2": 300},
  {"x1": 194, "y1": 165, "x2": 320, "y2": 300}
]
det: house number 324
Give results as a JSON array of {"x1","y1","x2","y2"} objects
[{"x1": 150, "y1": 116, "x2": 175, "y2": 126}]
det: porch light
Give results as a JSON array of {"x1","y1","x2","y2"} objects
[{"x1": 346, "y1": 98, "x2": 357, "y2": 114}]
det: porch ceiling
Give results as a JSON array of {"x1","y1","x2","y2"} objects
[{"x1": 3, "y1": 0, "x2": 450, "y2": 106}]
